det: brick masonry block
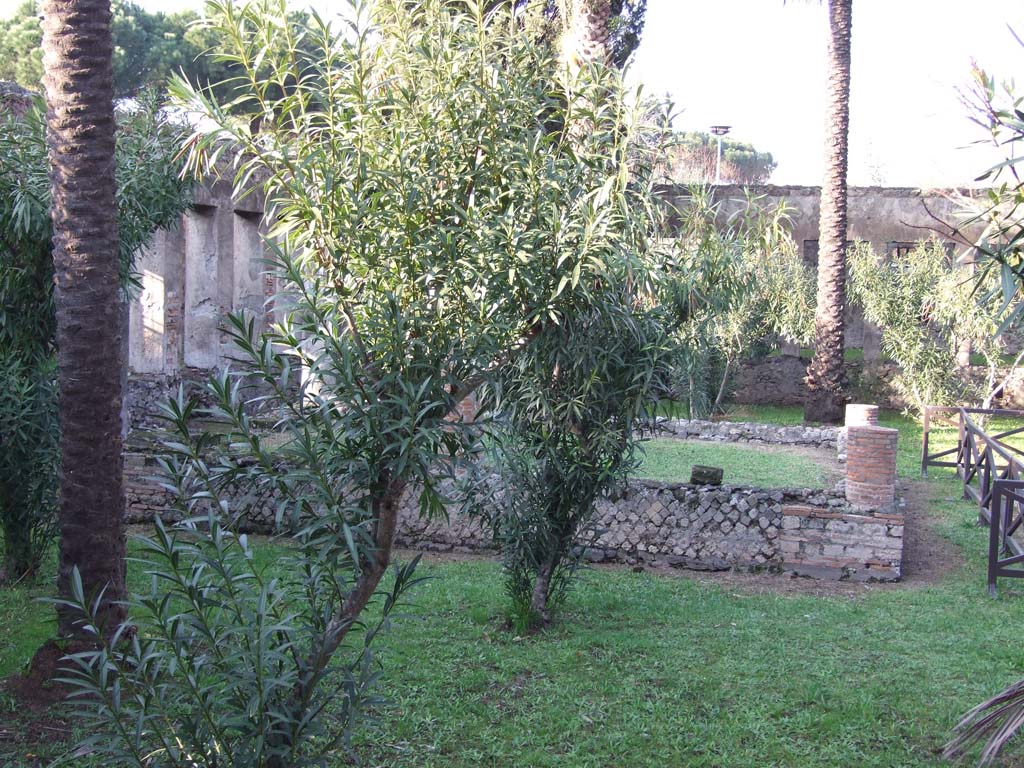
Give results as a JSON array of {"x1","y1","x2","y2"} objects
[{"x1": 845, "y1": 425, "x2": 898, "y2": 509}]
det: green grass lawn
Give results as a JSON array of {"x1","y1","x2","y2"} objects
[
  {"x1": 0, "y1": 577, "x2": 54, "y2": 685},
  {"x1": 636, "y1": 438, "x2": 834, "y2": 488},
  {"x1": 357, "y1": 496, "x2": 1021, "y2": 768},
  {"x1": 656, "y1": 401, "x2": 807, "y2": 424},
  {"x1": 5, "y1": 409, "x2": 1024, "y2": 767}
]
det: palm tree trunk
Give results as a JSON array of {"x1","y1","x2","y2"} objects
[
  {"x1": 804, "y1": 0, "x2": 852, "y2": 425},
  {"x1": 559, "y1": 0, "x2": 615, "y2": 68},
  {"x1": 41, "y1": 0, "x2": 127, "y2": 640}
]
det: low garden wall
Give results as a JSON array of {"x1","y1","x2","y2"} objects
[
  {"x1": 656, "y1": 417, "x2": 839, "y2": 450},
  {"x1": 126, "y1": 467, "x2": 903, "y2": 582},
  {"x1": 394, "y1": 479, "x2": 903, "y2": 581},
  {"x1": 125, "y1": 412, "x2": 903, "y2": 582}
]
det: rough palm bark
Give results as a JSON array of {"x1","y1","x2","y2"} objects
[
  {"x1": 41, "y1": 0, "x2": 127, "y2": 640},
  {"x1": 558, "y1": 0, "x2": 615, "y2": 68},
  {"x1": 804, "y1": 0, "x2": 852, "y2": 425}
]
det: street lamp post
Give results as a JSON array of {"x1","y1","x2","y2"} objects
[{"x1": 711, "y1": 125, "x2": 731, "y2": 184}]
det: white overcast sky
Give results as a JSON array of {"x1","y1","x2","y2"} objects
[
  {"x1": 11, "y1": 0, "x2": 1017, "y2": 187},
  {"x1": 627, "y1": 0, "x2": 1022, "y2": 188}
]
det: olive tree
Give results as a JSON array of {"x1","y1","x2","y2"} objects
[
  {"x1": 660, "y1": 187, "x2": 814, "y2": 418},
  {"x1": 848, "y1": 238, "x2": 1020, "y2": 417},
  {"x1": 58, "y1": 0, "x2": 666, "y2": 763}
]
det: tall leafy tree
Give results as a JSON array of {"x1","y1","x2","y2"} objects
[
  {"x1": 662, "y1": 188, "x2": 814, "y2": 419},
  {"x1": 483, "y1": 0, "x2": 664, "y2": 630},
  {"x1": 69, "y1": 4, "x2": 659, "y2": 758},
  {"x1": 661, "y1": 131, "x2": 777, "y2": 184},
  {"x1": 41, "y1": 0, "x2": 126, "y2": 640},
  {"x1": 1, "y1": 0, "x2": 319, "y2": 99},
  {"x1": 0, "y1": 2, "x2": 44, "y2": 89},
  {"x1": 0, "y1": 98, "x2": 58, "y2": 584},
  {"x1": 803, "y1": 0, "x2": 852, "y2": 424}
]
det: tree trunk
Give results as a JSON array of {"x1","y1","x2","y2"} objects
[
  {"x1": 559, "y1": 0, "x2": 615, "y2": 69},
  {"x1": 41, "y1": 0, "x2": 127, "y2": 640},
  {"x1": 529, "y1": 552, "x2": 557, "y2": 626},
  {"x1": 804, "y1": 0, "x2": 852, "y2": 425},
  {"x1": 257, "y1": 478, "x2": 409, "y2": 761},
  {"x1": 713, "y1": 360, "x2": 732, "y2": 413},
  {"x1": 298, "y1": 477, "x2": 407, "y2": 696}
]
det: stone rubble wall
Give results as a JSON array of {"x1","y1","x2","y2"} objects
[
  {"x1": 123, "y1": 456, "x2": 901, "y2": 581},
  {"x1": 393, "y1": 478, "x2": 903, "y2": 581},
  {"x1": 126, "y1": 464, "x2": 902, "y2": 582},
  {"x1": 396, "y1": 480, "x2": 829, "y2": 568},
  {"x1": 125, "y1": 416, "x2": 901, "y2": 581},
  {"x1": 125, "y1": 444, "x2": 171, "y2": 524},
  {"x1": 656, "y1": 418, "x2": 839, "y2": 450}
]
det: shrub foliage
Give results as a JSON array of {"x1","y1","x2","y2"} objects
[
  {"x1": 60, "y1": 0, "x2": 669, "y2": 761},
  {"x1": 660, "y1": 187, "x2": 814, "y2": 418}
]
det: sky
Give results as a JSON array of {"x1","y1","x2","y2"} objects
[
  {"x1": 628, "y1": 0, "x2": 1022, "y2": 188},
  {"x1": 117, "y1": 0, "x2": 1024, "y2": 187}
]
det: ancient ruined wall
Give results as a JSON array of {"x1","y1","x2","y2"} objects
[
  {"x1": 704, "y1": 184, "x2": 980, "y2": 262},
  {"x1": 394, "y1": 416, "x2": 902, "y2": 581},
  {"x1": 131, "y1": 182, "x2": 987, "y2": 394},
  {"x1": 125, "y1": 416, "x2": 904, "y2": 582},
  {"x1": 125, "y1": 176, "x2": 276, "y2": 431},
  {"x1": 126, "y1": 467, "x2": 903, "y2": 582},
  {"x1": 657, "y1": 417, "x2": 838, "y2": 449},
  {"x1": 398, "y1": 481, "x2": 839, "y2": 565},
  {"x1": 664, "y1": 183, "x2": 986, "y2": 357}
]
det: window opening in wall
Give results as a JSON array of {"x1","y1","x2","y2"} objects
[{"x1": 886, "y1": 241, "x2": 957, "y2": 260}]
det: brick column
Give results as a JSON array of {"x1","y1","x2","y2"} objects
[
  {"x1": 838, "y1": 404, "x2": 880, "y2": 462},
  {"x1": 845, "y1": 425, "x2": 898, "y2": 509},
  {"x1": 845, "y1": 403, "x2": 879, "y2": 426}
]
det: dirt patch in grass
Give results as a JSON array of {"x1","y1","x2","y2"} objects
[
  {"x1": 0, "y1": 641, "x2": 77, "y2": 767},
  {"x1": 898, "y1": 479, "x2": 965, "y2": 586},
  {"x1": 479, "y1": 670, "x2": 540, "y2": 714}
]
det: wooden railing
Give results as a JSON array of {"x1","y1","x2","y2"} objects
[{"x1": 921, "y1": 406, "x2": 1024, "y2": 595}]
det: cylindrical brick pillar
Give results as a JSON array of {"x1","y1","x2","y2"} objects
[
  {"x1": 837, "y1": 404, "x2": 880, "y2": 462},
  {"x1": 845, "y1": 403, "x2": 879, "y2": 426},
  {"x1": 845, "y1": 425, "x2": 899, "y2": 509}
]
